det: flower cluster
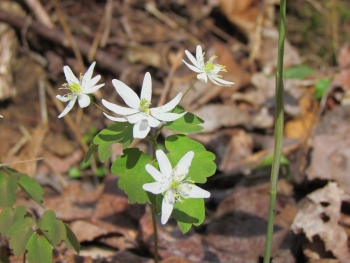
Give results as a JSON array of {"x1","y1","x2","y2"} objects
[
  {"x1": 143, "y1": 150, "x2": 210, "y2": 224},
  {"x1": 56, "y1": 45, "x2": 232, "y2": 226}
]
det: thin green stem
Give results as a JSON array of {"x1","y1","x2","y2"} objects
[
  {"x1": 181, "y1": 79, "x2": 198, "y2": 102},
  {"x1": 263, "y1": 0, "x2": 286, "y2": 262},
  {"x1": 153, "y1": 79, "x2": 198, "y2": 141},
  {"x1": 148, "y1": 132, "x2": 159, "y2": 263},
  {"x1": 151, "y1": 203, "x2": 159, "y2": 263},
  {"x1": 91, "y1": 101, "x2": 112, "y2": 115}
]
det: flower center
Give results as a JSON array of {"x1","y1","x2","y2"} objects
[
  {"x1": 139, "y1": 98, "x2": 151, "y2": 114},
  {"x1": 204, "y1": 55, "x2": 227, "y2": 74}
]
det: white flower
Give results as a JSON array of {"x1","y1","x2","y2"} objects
[
  {"x1": 56, "y1": 62, "x2": 105, "y2": 118},
  {"x1": 102, "y1": 72, "x2": 186, "y2": 139},
  {"x1": 143, "y1": 150, "x2": 210, "y2": 224},
  {"x1": 182, "y1": 45, "x2": 235, "y2": 86}
]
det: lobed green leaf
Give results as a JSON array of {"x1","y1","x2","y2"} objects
[
  {"x1": 165, "y1": 106, "x2": 204, "y2": 133},
  {"x1": 64, "y1": 223, "x2": 80, "y2": 253},
  {"x1": 18, "y1": 176, "x2": 44, "y2": 205},
  {"x1": 37, "y1": 210, "x2": 66, "y2": 245},
  {"x1": 0, "y1": 172, "x2": 17, "y2": 207},
  {"x1": 165, "y1": 135, "x2": 216, "y2": 183},
  {"x1": 111, "y1": 148, "x2": 154, "y2": 204},
  {"x1": 26, "y1": 234, "x2": 52, "y2": 263},
  {"x1": 0, "y1": 206, "x2": 27, "y2": 236},
  {"x1": 6, "y1": 217, "x2": 34, "y2": 256}
]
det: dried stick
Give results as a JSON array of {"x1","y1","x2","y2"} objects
[
  {"x1": 0, "y1": 10, "x2": 126, "y2": 76},
  {"x1": 53, "y1": 0, "x2": 84, "y2": 73},
  {"x1": 24, "y1": 0, "x2": 54, "y2": 28}
]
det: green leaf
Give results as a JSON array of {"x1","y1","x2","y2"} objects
[
  {"x1": 0, "y1": 172, "x2": 17, "y2": 207},
  {"x1": 92, "y1": 122, "x2": 134, "y2": 162},
  {"x1": 64, "y1": 223, "x2": 80, "y2": 253},
  {"x1": 165, "y1": 135, "x2": 216, "y2": 183},
  {"x1": 111, "y1": 148, "x2": 154, "y2": 204},
  {"x1": 0, "y1": 206, "x2": 27, "y2": 236},
  {"x1": 84, "y1": 143, "x2": 98, "y2": 163},
  {"x1": 6, "y1": 217, "x2": 34, "y2": 256},
  {"x1": 165, "y1": 106, "x2": 204, "y2": 133},
  {"x1": 153, "y1": 135, "x2": 215, "y2": 232},
  {"x1": 2, "y1": 167, "x2": 26, "y2": 180},
  {"x1": 18, "y1": 176, "x2": 44, "y2": 205},
  {"x1": 26, "y1": 234, "x2": 52, "y2": 263},
  {"x1": 314, "y1": 78, "x2": 330, "y2": 99},
  {"x1": 283, "y1": 65, "x2": 315, "y2": 79},
  {"x1": 68, "y1": 167, "x2": 82, "y2": 178},
  {"x1": 258, "y1": 153, "x2": 291, "y2": 179},
  {"x1": 173, "y1": 198, "x2": 205, "y2": 233},
  {"x1": 37, "y1": 210, "x2": 66, "y2": 245}
]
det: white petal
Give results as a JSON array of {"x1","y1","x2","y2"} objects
[
  {"x1": 151, "y1": 111, "x2": 186, "y2": 122},
  {"x1": 161, "y1": 190, "x2": 175, "y2": 224},
  {"x1": 102, "y1": 99, "x2": 139, "y2": 115},
  {"x1": 140, "y1": 72, "x2": 152, "y2": 101},
  {"x1": 151, "y1": 92, "x2": 182, "y2": 113},
  {"x1": 78, "y1": 94, "x2": 91, "y2": 108},
  {"x1": 125, "y1": 113, "x2": 143, "y2": 124},
  {"x1": 83, "y1": 83, "x2": 105, "y2": 94},
  {"x1": 174, "y1": 151, "x2": 194, "y2": 181},
  {"x1": 197, "y1": 72, "x2": 208, "y2": 83},
  {"x1": 146, "y1": 115, "x2": 162, "y2": 128},
  {"x1": 178, "y1": 183, "x2": 210, "y2": 198},
  {"x1": 182, "y1": 60, "x2": 203, "y2": 73},
  {"x1": 145, "y1": 164, "x2": 168, "y2": 183},
  {"x1": 156, "y1": 150, "x2": 173, "y2": 179},
  {"x1": 196, "y1": 45, "x2": 203, "y2": 64},
  {"x1": 63, "y1": 66, "x2": 79, "y2": 84},
  {"x1": 184, "y1": 50, "x2": 199, "y2": 68},
  {"x1": 56, "y1": 95, "x2": 70, "y2": 102},
  {"x1": 58, "y1": 96, "x2": 77, "y2": 118},
  {"x1": 143, "y1": 182, "x2": 166, "y2": 194},
  {"x1": 112, "y1": 79, "x2": 140, "y2": 109},
  {"x1": 103, "y1": 112, "x2": 127, "y2": 122},
  {"x1": 133, "y1": 119, "x2": 150, "y2": 138},
  {"x1": 209, "y1": 76, "x2": 235, "y2": 86},
  {"x1": 83, "y1": 74, "x2": 101, "y2": 90},
  {"x1": 83, "y1": 61, "x2": 96, "y2": 82}
]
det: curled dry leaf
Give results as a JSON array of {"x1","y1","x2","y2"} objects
[{"x1": 291, "y1": 182, "x2": 350, "y2": 262}]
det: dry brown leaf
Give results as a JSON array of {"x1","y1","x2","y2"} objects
[
  {"x1": 44, "y1": 183, "x2": 103, "y2": 221},
  {"x1": 306, "y1": 123, "x2": 350, "y2": 193},
  {"x1": 8, "y1": 124, "x2": 48, "y2": 176},
  {"x1": 140, "y1": 206, "x2": 205, "y2": 262},
  {"x1": 205, "y1": 180, "x2": 296, "y2": 262},
  {"x1": 291, "y1": 182, "x2": 350, "y2": 262}
]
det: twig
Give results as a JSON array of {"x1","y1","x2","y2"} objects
[
  {"x1": 249, "y1": 0, "x2": 264, "y2": 64},
  {"x1": 0, "y1": 10, "x2": 127, "y2": 76},
  {"x1": 38, "y1": 79, "x2": 48, "y2": 125},
  {"x1": 100, "y1": 0, "x2": 114, "y2": 48},
  {"x1": 6, "y1": 125, "x2": 32, "y2": 160},
  {"x1": 24, "y1": 0, "x2": 54, "y2": 28},
  {"x1": 52, "y1": 0, "x2": 84, "y2": 73},
  {"x1": 157, "y1": 48, "x2": 184, "y2": 107},
  {"x1": 0, "y1": 157, "x2": 44, "y2": 168}
]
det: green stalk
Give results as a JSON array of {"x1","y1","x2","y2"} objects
[
  {"x1": 151, "y1": 203, "x2": 159, "y2": 263},
  {"x1": 263, "y1": 0, "x2": 286, "y2": 262}
]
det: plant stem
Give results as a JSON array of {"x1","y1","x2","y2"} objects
[
  {"x1": 91, "y1": 101, "x2": 112, "y2": 115},
  {"x1": 153, "y1": 79, "x2": 198, "y2": 141},
  {"x1": 151, "y1": 203, "x2": 159, "y2": 263},
  {"x1": 263, "y1": 0, "x2": 286, "y2": 262},
  {"x1": 181, "y1": 79, "x2": 198, "y2": 102}
]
